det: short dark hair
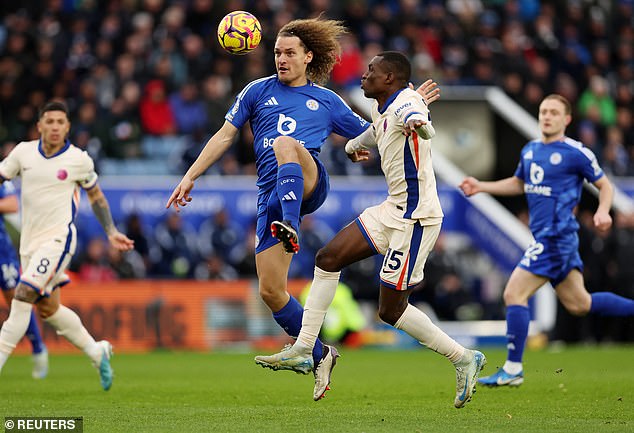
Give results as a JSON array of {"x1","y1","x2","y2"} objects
[
  {"x1": 39, "y1": 100, "x2": 69, "y2": 120},
  {"x1": 543, "y1": 94, "x2": 571, "y2": 115},
  {"x1": 377, "y1": 51, "x2": 411, "y2": 84}
]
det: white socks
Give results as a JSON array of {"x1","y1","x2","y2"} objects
[
  {"x1": 503, "y1": 360, "x2": 523, "y2": 375},
  {"x1": 394, "y1": 304, "x2": 465, "y2": 364},
  {"x1": 45, "y1": 305, "x2": 100, "y2": 364},
  {"x1": 295, "y1": 266, "x2": 341, "y2": 351},
  {"x1": 0, "y1": 299, "x2": 34, "y2": 370}
]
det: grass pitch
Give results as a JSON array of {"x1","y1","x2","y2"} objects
[{"x1": 2, "y1": 346, "x2": 632, "y2": 432}]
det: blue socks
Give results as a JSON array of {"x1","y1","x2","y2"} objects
[
  {"x1": 276, "y1": 162, "x2": 303, "y2": 230},
  {"x1": 273, "y1": 296, "x2": 324, "y2": 365},
  {"x1": 505, "y1": 305, "x2": 530, "y2": 363},
  {"x1": 25, "y1": 310, "x2": 45, "y2": 354},
  {"x1": 590, "y1": 292, "x2": 634, "y2": 316}
]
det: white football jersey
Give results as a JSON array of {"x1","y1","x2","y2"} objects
[
  {"x1": 0, "y1": 140, "x2": 97, "y2": 256},
  {"x1": 370, "y1": 88, "x2": 443, "y2": 225}
]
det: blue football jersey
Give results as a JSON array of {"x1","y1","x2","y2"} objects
[
  {"x1": 225, "y1": 75, "x2": 369, "y2": 189},
  {"x1": 514, "y1": 137, "x2": 604, "y2": 238},
  {"x1": 0, "y1": 182, "x2": 18, "y2": 262}
]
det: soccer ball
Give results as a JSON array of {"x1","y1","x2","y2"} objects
[{"x1": 217, "y1": 11, "x2": 262, "y2": 55}]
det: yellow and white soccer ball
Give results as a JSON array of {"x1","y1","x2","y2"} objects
[{"x1": 217, "y1": 11, "x2": 262, "y2": 55}]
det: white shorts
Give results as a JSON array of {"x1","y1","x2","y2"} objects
[
  {"x1": 20, "y1": 240, "x2": 73, "y2": 296},
  {"x1": 356, "y1": 202, "x2": 441, "y2": 291}
]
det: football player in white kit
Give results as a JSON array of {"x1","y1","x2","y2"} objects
[
  {"x1": 0, "y1": 101, "x2": 134, "y2": 390},
  {"x1": 255, "y1": 52, "x2": 486, "y2": 408}
]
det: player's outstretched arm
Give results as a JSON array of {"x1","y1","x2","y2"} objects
[
  {"x1": 413, "y1": 79, "x2": 440, "y2": 106},
  {"x1": 344, "y1": 127, "x2": 375, "y2": 163},
  {"x1": 459, "y1": 176, "x2": 524, "y2": 197},
  {"x1": 166, "y1": 121, "x2": 238, "y2": 211},
  {"x1": 86, "y1": 184, "x2": 134, "y2": 251},
  {"x1": 593, "y1": 176, "x2": 613, "y2": 231}
]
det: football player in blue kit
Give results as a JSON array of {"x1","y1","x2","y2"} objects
[
  {"x1": 460, "y1": 94, "x2": 634, "y2": 387},
  {"x1": 0, "y1": 181, "x2": 48, "y2": 379},
  {"x1": 167, "y1": 17, "x2": 438, "y2": 397}
]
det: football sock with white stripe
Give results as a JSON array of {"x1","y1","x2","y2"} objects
[
  {"x1": 296, "y1": 267, "x2": 341, "y2": 351},
  {"x1": 273, "y1": 296, "x2": 324, "y2": 364},
  {"x1": 276, "y1": 162, "x2": 303, "y2": 231},
  {"x1": 394, "y1": 304, "x2": 465, "y2": 364},
  {"x1": 505, "y1": 305, "x2": 530, "y2": 363},
  {"x1": 0, "y1": 299, "x2": 33, "y2": 368},
  {"x1": 45, "y1": 305, "x2": 101, "y2": 363}
]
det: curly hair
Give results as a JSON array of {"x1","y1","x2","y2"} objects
[{"x1": 278, "y1": 17, "x2": 348, "y2": 85}]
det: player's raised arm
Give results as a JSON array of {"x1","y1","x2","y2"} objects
[
  {"x1": 459, "y1": 176, "x2": 524, "y2": 197},
  {"x1": 166, "y1": 121, "x2": 239, "y2": 211},
  {"x1": 86, "y1": 184, "x2": 134, "y2": 251}
]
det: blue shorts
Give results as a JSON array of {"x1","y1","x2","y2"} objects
[
  {"x1": 0, "y1": 257, "x2": 19, "y2": 292},
  {"x1": 517, "y1": 232, "x2": 583, "y2": 286},
  {"x1": 255, "y1": 157, "x2": 329, "y2": 254}
]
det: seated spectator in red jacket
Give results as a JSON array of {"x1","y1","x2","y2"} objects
[{"x1": 139, "y1": 79, "x2": 176, "y2": 135}]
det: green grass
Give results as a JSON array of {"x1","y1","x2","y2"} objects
[{"x1": 2, "y1": 346, "x2": 633, "y2": 432}]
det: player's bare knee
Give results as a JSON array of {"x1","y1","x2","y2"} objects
[
  {"x1": 272, "y1": 137, "x2": 299, "y2": 161},
  {"x1": 258, "y1": 284, "x2": 285, "y2": 309},
  {"x1": 315, "y1": 247, "x2": 341, "y2": 272},
  {"x1": 378, "y1": 306, "x2": 402, "y2": 326},
  {"x1": 565, "y1": 301, "x2": 590, "y2": 316},
  {"x1": 503, "y1": 289, "x2": 522, "y2": 306},
  {"x1": 36, "y1": 303, "x2": 58, "y2": 319},
  {"x1": 13, "y1": 284, "x2": 38, "y2": 304}
]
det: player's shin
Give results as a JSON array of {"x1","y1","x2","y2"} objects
[
  {"x1": 394, "y1": 304, "x2": 465, "y2": 363},
  {"x1": 44, "y1": 305, "x2": 100, "y2": 363},
  {"x1": 276, "y1": 162, "x2": 304, "y2": 230},
  {"x1": 0, "y1": 299, "x2": 34, "y2": 368},
  {"x1": 272, "y1": 296, "x2": 324, "y2": 363},
  {"x1": 296, "y1": 267, "x2": 341, "y2": 352}
]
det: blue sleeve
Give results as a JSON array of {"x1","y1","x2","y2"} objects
[
  {"x1": 578, "y1": 147, "x2": 604, "y2": 183},
  {"x1": 225, "y1": 85, "x2": 256, "y2": 130},
  {"x1": 329, "y1": 97, "x2": 370, "y2": 139}
]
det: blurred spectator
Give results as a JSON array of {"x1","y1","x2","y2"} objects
[
  {"x1": 107, "y1": 246, "x2": 147, "y2": 279},
  {"x1": 578, "y1": 75, "x2": 617, "y2": 127},
  {"x1": 152, "y1": 212, "x2": 199, "y2": 278},
  {"x1": 194, "y1": 253, "x2": 239, "y2": 281},
  {"x1": 139, "y1": 79, "x2": 176, "y2": 135},
  {"x1": 125, "y1": 213, "x2": 153, "y2": 273},
  {"x1": 71, "y1": 237, "x2": 117, "y2": 282},
  {"x1": 168, "y1": 81, "x2": 207, "y2": 135},
  {"x1": 197, "y1": 209, "x2": 244, "y2": 268}
]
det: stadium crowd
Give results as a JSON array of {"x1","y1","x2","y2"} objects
[
  {"x1": 0, "y1": 1, "x2": 633, "y2": 340},
  {"x1": 1, "y1": 0, "x2": 633, "y2": 175}
]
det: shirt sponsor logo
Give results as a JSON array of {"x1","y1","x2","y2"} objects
[
  {"x1": 529, "y1": 162, "x2": 544, "y2": 184},
  {"x1": 57, "y1": 169, "x2": 68, "y2": 180},
  {"x1": 394, "y1": 102, "x2": 412, "y2": 116},
  {"x1": 277, "y1": 114, "x2": 297, "y2": 135},
  {"x1": 524, "y1": 184, "x2": 552, "y2": 196}
]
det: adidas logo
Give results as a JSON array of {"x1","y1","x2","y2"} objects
[
  {"x1": 264, "y1": 97, "x2": 279, "y2": 106},
  {"x1": 282, "y1": 191, "x2": 297, "y2": 201}
]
